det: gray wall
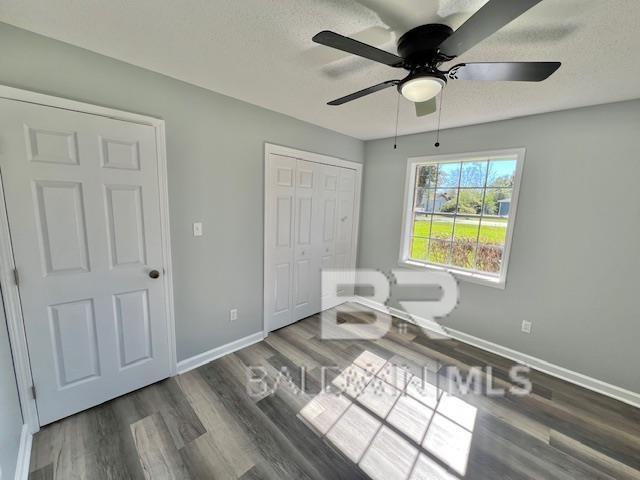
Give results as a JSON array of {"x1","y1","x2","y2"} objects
[
  {"x1": 359, "y1": 100, "x2": 640, "y2": 393},
  {"x1": 0, "y1": 302, "x2": 23, "y2": 480},
  {"x1": 0, "y1": 22, "x2": 364, "y2": 362}
]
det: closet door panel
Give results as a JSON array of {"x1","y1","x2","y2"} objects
[
  {"x1": 335, "y1": 168, "x2": 357, "y2": 298},
  {"x1": 292, "y1": 160, "x2": 317, "y2": 320},
  {"x1": 335, "y1": 169, "x2": 356, "y2": 268},
  {"x1": 315, "y1": 164, "x2": 339, "y2": 310},
  {"x1": 266, "y1": 154, "x2": 296, "y2": 331}
]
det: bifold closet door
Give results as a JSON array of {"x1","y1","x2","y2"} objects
[{"x1": 266, "y1": 153, "x2": 358, "y2": 332}]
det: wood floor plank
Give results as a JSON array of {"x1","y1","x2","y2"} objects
[
  {"x1": 111, "y1": 378, "x2": 206, "y2": 451},
  {"x1": 30, "y1": 403, "x2": 141, "y2": 480},
  {"x1": 198, "y1": 355, "x2": 321, "y2": 479},
  {"x1": 153, "y1": 379, "x2": 207, "y2": 449},
  {"x1": 498, "y1": 392, "x2": 640, "y2": 469},
  {"x1": 264, "y1": 333, "x2": 321, "y2": 370},
  {"x1": 28, "y1": 464, "x2": 53, "y2": 480},
  {"x1": 257, "y1": 393, "x2": 370, "y2": 479},
  {"x1": 233, "y1": 340, "x2": 278, "y2": 367},
  {"x1": 359, "y1": 425, "x2": 419, "y2": 480},
  {"x1": 179, "y1": 433, "x2": 238, "y2": 480},
  {"x1": 266, "y1": 350, "x2": 321, "y2": 402},
  {"x1": 174, "y1": 371, "x2": 256, "y2": 476},
  {"x1": 549, "y1": 430, "x2": 640, "y2": 480},
  {"x1": 81, "y1": 403, "x2": 145, "y2": 480},
  {"x1": 28, "y1": 412, "x2": 88, "y2": 473},
  {"x1": 278, "y1": 328, "x2": 350, "y2": 368},
  {"x1": 131, "y1": 413, "x2": 191, "y2": 480},
  {"x1": 471, "y1": 412, "x2": 616, "y2": 480}
]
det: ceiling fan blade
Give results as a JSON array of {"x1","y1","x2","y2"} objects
[
  {"x1": 415, "y1": 97, "x2": 437, "y2": 117},
  {"x1": 448, "y1": 62, "x2": 561, "y2": 81},
  {"x1": 313, "y1": 30, "x2": 404, "y2": 67},
  {"x1": 438, "y1": 0, "x2": 543, "y2": 58},
  {"x1": 327, "y1": 80, "x2": 399, "y2": 105}
]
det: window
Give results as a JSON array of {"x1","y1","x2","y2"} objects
[{"x1": 400, "y1": 149, "x2": 524, "y2": 287}]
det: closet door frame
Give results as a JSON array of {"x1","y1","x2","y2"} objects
[{"x1": 263, "y1": 143, "x2": 362, "y2": 336}]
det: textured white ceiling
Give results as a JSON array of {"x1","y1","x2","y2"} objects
[{"x1": 1, "y1": 0, "x2": 639, "y2": 140}]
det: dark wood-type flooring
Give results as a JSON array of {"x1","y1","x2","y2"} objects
[{"x1": 28, "y1": 303, "x2": 640, "y2": 479}]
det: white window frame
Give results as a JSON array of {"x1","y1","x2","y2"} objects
[{"x1": 399, "y1": 148, "x2": 525, "y2": 289}]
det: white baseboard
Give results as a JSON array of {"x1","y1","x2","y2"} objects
[
  {"x1": 351, "y1": 296, "x2": 640, "y2": 409},
  {"x1": 14, "y1": 424, "x2": 32, "y2": 480},
  {"x1": 176, "y1": 331, "x2": 265, "y2": 375}
]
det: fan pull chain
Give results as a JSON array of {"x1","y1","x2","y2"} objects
[
  {"x1": 393, "y1": 93, "x2": 401, "y2": 149},
  {"x1": 435, "y1": 88, "x2": 445, "y2": 148}
]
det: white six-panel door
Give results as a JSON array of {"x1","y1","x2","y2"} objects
[
  {"x1": 265, "y1": 150, "x2": 359, "y2": 332},
  {"x1": 0, "y1": 98, "x2": 171, "y2": 425}
]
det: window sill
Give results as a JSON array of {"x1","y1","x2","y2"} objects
[{"x1": 398, "y1": 259, "x2": 506, "y2": 290}]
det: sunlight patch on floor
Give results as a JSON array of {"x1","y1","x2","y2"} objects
[{"x1": 299, "y1": 350, "x2": 477, "y2": 479}]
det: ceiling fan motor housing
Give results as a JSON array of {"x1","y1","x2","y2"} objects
[{"x1": 397, "y1": 24, "x2": 455, "y2": 67}]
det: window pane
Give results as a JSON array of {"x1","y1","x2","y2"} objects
[
  {"x1": 414, "y1": 188, "x2": 435, "y2": 213},
  {"x1": 482, "y1": 188, "x2": 512, "y2": 216},
  {"x1": 437, "y1": 162, "x2": 461, "y2": 188},
  {"x1": 456, "y1": 188, "x2": 484, "y2": 214},
  {"x1": 453, "y1": 216, "x2": 480, "y2": 242},
  {"x1": 451, "y1": 241, "x2": 476, "y2": 269},
  {"x1": 430, "y1": 215, "x2": 454, "y2": 240},
  {"x1": 434, "y1": 188, "x2": 458, "y2": 213},
  {"x1": 487, "y1": 159, "x2": 516, "y2": 188},
  {"x1": 428, "y1": 239, "x2": 451, "y2": 265},
  {"x1": 410, "y1": 237, "x2": 429, "y2": 261},
  {"x1": 416, "y1": 164, "x2": 438, "y2": 189},
  {"x1": 460, "y1": 161, "x2": 488, "y2": 188},
  {"x1": 404, "y1": 152, "x2": 519, "y2": 279},
  {"x1": 476, "y1": 244, "x2": 503, "y2": 273},
  {"x1": 413, "y1": 214, "x2": 431, "y2": 238},
  {"x1": 478, "y1": 217, "x2": 507, "y2": 246}
]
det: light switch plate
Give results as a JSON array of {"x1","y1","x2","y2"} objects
[{"x1": 193, "y1": 222, "x2": 203, "y2": 237}]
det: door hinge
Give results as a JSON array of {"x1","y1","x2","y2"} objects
[
  {"x1": 13, "y1": 268, "x2": 19, "y2": 286},
  {"x1": 31, "y1": 385, "x2": 36, "y2": 400}
]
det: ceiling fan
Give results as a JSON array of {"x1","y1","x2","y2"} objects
[{"x1": 312, "y1": 0, "x2": 561, "y2": 117}]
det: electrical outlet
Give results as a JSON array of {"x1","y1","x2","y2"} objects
[
  {"x1": 193, "y1": 222, "x2": 203, "y2": 237},
  {"x1": 230, "y1": 308, "x2": 238, "y2": 321},
  {"x1": 521, "y1": 320, "x2": 532, "y2": 334}
]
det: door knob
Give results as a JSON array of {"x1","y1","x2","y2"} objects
[{"x1": 149, "y1": 269, "x2": 161, "y2": 279}]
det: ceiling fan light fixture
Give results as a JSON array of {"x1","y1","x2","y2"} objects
[{"x1": 400, "y1": 75, "x2": 445, "y2": 102}]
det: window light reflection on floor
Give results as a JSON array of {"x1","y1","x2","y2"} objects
[{"x1": 299, "y1": 350, "x2": 477, "y2": 479}]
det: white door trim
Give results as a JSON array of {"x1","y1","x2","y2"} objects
[
  {"x1": 263, "y1": 143, "x2": 363, "y2": 336},
  {"x1": 0, "y1": 85, "x2": 176, "y2": 433}
]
